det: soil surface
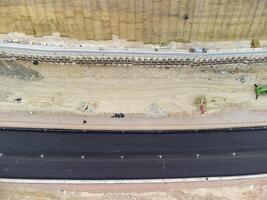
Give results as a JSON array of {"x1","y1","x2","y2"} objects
[
  {"x1": 1, "y1": 177, "x2": 267, "y2": 200},
  {"x1": 0, "y1": 60, "x2": 267, "y2": 129}
]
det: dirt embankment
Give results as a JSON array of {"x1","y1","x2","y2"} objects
[
  {"x1": 1, "y1": 0, "x2": 267, "y2": 44},
  {"x1": 0, "y1": 60, "x2": 42, "y2": 81}
]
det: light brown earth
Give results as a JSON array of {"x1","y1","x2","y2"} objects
[
  {"x1": 2, "y1": 177, "x2": 267, "y2": 200},
  {"x1": 0, "y1": 60, "x2": 267, "y2": 129},
  {"x1": 0, "y1": 61, "x2": 267, "y2": 129}
]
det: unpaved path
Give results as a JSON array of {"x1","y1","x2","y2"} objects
[{"x1": 1, "y1": 177, "x2": 267, "y2": 200}]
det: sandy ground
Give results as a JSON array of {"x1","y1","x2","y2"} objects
[
  {"x1": 1, "y1": 60, "x2": 267, "y2": 129},
  {"x1": 1, "y1": 177, "x2": 267, "y2": 200}
]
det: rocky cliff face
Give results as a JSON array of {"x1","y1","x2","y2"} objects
[{"x1": 0, "y1": 0, "x2": 266, "y2": 44}]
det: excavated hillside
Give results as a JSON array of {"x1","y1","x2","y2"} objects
[{"x1": 0, "y1": 0, "x2": 266, "y2": 43}]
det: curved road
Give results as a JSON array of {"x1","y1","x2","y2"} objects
[
  {"x1": 1, "y1": 43, "x2": 267, "y2": 58},
  {"x1": 1, "y1": 127, "x2": 267, "y2": 180}
]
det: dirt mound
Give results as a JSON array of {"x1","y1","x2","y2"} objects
[{"x1": 0, "y1": 60, "x2": 42, "y2": 81}]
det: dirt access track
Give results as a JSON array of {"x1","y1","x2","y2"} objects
[{"x1": 0, "y1": 60, "x2": 267, "y2": 130}]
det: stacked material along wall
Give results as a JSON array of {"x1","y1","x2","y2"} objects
[{"x1": 0, "y1": 0, "x2": 266, "y2": 44}]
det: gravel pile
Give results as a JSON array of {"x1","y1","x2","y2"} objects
[
  {"x1": 103, "y1": 193, "x2": 142, "y2": 200},
  {"x1": 77, "y1": 102, "x2": 97, "y2": 114},
  {"x1": 145, "y1": 103, "x2": 168, "y2": 118}
]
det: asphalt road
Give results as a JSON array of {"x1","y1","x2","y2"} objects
[
  {"x1": 1, "y1": 127, "x2": 267, "y2": 180},
  {"x1": 1, "y1": 43, "x2": 267, "y2": 58}
]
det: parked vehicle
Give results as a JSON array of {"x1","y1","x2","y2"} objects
[
  {"x1": 111, "y1": 113, "x2": 125, "y2": 118},
  {"x1": 189, "y1": 47, "x2": 208, "y2": 53}
]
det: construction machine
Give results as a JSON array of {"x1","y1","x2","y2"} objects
[{"x1": 255, "y1": 84, "x2": 267, "y2": 99}]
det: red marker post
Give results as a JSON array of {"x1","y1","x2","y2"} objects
[{"x1": 200, "y1": 98, "x2": 205, "y2": 114}]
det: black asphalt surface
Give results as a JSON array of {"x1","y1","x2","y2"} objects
[{"x1": 1, "y1": 127, "x2": 267, "y2": 180}]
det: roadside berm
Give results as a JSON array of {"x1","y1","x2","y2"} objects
[{"x1": 1, "y1": 177, "x2": 267, "y2": 200}]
